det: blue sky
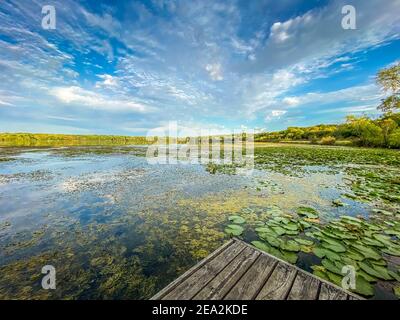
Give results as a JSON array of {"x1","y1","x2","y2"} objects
[{"x1": 0, "y1": 0, "x2": 399, "y2": 135}]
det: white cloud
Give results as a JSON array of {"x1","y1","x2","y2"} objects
[
  {"x1": 282, "y1": 97, "x2": 300, "y2": 106},
  {"x1": 265, "y1": 109, "x2": 287, "y2": 121},
  {"x1": 96, "y1": 74, "x2": 118, "y2": 87},
  {"x1": 49, "y1": 86, "x2": 154, "y2": 113},
  {"x1": 287, "y1": 84, "x2": 383, "y2": 107},
  {"x1": 244, "y1": 0, "x2": 400, "y2": 76},
  {"x1": 205, "y1": 63, "x2": 223, "y2": 81},
  {"x1": 0, "y1": 99, "x2": 13, "y2": 106}
]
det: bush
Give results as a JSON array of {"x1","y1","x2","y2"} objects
[
  {"x1": 319, "y1": 136, "x2": 336, "y2": 145},
  {"x1": 388, "y1": 129, "x2": 400, "y2": 148}
]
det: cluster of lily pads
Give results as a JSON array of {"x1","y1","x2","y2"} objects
[{"x1": 224, "y1": 205, "x2": 400, "y2": 298}]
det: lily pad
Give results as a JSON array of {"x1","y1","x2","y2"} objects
[
  {"x1": 283, "y1": 222, "x2": 299, "y2": 231},
  {"x1": 280, "y1": 250, "x2": 298, "y2": 264},
  {"x1": 358, "y1": 261, "x2": 392, "y2": 280},
  {"x1": 351, "y1": 243, "x2": 382, "y2": 260},
  {"x1": 225, "y1": 224, "x2": 244, "y2": 236},
  {"x1": 361, "y1": 237, "x2": 385, "y2": 248},
  {"x1": 294, "y1": 238, "x2": 314, "y2": 246},
  {"x1": 228, "y1": 215, "x2": 246, "y2": 224},
  {"x1": 297, "y1": 207, "x2": 319, "y2": 219},
  {"x1": 280, "y1": 240, "x2": 300, "y2": 252},
  {"x1": 322, "y1": 259, "x2": 342, "y2": 275},
  {"x1": 251, "y1": 241, "x2": 271, "y2": 253},
  {"x1": 388, "y1": 270, "x2": 400, "y2": 282},
  {"x1": 358, "y1": 269, "x2": 378, "y2": 283},
  {"x1": 255, "y1": 226, "x2": 275, "y2": 234},
  {"x1": 344, "y1": 249, "x2": 365, "y2": 261},
  {"x1": 260, "y1": 234, "x2": 281, "y2": 248},
  {"x1": 351, "y1": 276, "x2": 374, "y2": 297},
  {"x1": 271, "y1": 226, "x2": 287, "y2": 236},
  {"x1": 313, "y1": 247, "x2": 341, "y2": 261},
  {"x1": 394, "y1": 286, "x2": 400, "y2": 298},
  {"x1": 381, "y1": 245, "x2": 400, "y2": 257}
]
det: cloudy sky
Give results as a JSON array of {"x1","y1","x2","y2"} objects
[{"x1": 0, "y1": 0, "x2": 399, "y2": 135}]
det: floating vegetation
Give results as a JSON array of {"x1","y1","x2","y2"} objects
[
  {"x1": 245, "y1": 202, "x2": 400, "y2": 298},
  {"x1": 224, "y1": 224, "x2": 244, "y2": 236},
  {"x1": 228, "y1": 215, "x2": 246, "y2": 224},
  {"x1": 1, "y1": 144, "x2": 400, "y2": 299},
  {"x1": 297, "y1": 207, "x2": 319, "y2": 219}
]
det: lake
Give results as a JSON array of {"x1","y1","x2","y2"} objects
[{"x1": 0, "y1": 144, "x2": 399, "y2": 299}]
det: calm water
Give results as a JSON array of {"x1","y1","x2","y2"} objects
[{"x1": 0, "y1": 146, "x2": 389, "y2": 299}]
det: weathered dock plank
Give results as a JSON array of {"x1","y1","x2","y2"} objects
[
  {"x1": 194, "y1": 246, "x2": 260, "y2": 300},
  {"x1": 287, "y1": 272, "x2": 320, "y2": 300},
  {"x1": 161, "y1": 241, "x2": 246, "y2": 300},
  {"x1": 152, "y1": 238, "x2": 363, "y2": 300},
  {"x1": 224, "y1": 254, "x2": 277, "y2": 300},
  {"x1": 319, "y1": 283, "x2": 348, "y2": 300},
  {"x1": 255, "y1": 262, "x2": 297, "y2": 300}
]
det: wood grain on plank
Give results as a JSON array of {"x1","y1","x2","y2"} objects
[
  {"x1": 194, "y1": 246, "x2": 260, "y2": 300},
  {"x1": 255, "y1": 262, "x2": 297, "y2": 300},
  {"x1": 151, "y1": 239, "x2": 234, "y2": 300},
  {"x1": 287, "y1": 272, "x2": 320, "y2": 300},
  {"x1": 224, "y1": 253, "x2": 278, "y2": 300},
  {"x1": 319, "y1": 282, "x2": 348, "y2": 300},
  {"x1": 162, "y1": 241, "x2": 246, "y2": 300}
]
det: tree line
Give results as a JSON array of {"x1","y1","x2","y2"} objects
[{"x1": 255, "y1": 63, "x2": 400, "y2": 149}]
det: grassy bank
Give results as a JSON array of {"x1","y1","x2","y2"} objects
[{"x1": 0, "y1": 133, "x2": 150, "y2": 147}]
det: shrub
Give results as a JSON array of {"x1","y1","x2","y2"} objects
[
  {"x1": 388, "y1": 129, "x2": 400, "y2": 148},
  {"x1": 319, "y1": 136, "x2": 336, "y2": 145}
]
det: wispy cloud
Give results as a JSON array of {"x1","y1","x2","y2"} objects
[{"x1": 0, "y1": 0, "x2": 399, "y2": 134}]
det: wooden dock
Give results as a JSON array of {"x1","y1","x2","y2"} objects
[{"x1": 152, "y1": 238, "x2": 362, "y2": 300}]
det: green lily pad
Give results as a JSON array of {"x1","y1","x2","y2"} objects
[
  {"x1": 361, "y1": 237, "x2": 385, "y2": 248},
  {"x1": 297, "y1": 207, "x2": 319, "y2": 219},
  {"x1": 299, "y1": 220, "x2": 312, "y2": 229},
  {"x1": 326, "y1": 271, "x2": 342, "y2": 286},
  {"x1": 344, "y1": 249, "x2": 365, "y2": 261},
  {"x1": 273, "y1": 216, "x2": 290, "y2": 224},
  {"x1": 372, "y1": 233, "x2": 393, "y2": 246},
  {"x1": 388, "y1": 270, "x2": 400, "y2": 282},
  {"x1": 294, "y1": 238, "x2": 314, "y2": 246},
  {"x1": 351, "y1": 243, "x2": 382, "y2": 260},
  {"x1": 271, "y1": 226, "x2": 287, "y2": 236},
  {"x1": 255, "y1": 226, "x2": 275, "y2": 234},
  {"x1": 321, "y1": 241, "x2": 346, "y2": 253},
  {"x1": 341, "y1": 215, "x2": 363, "y2": 224},
  {"x1": 313, "y1": 269, "x2": 330, "y2": 281},
  {"x1": 362, "y1": 222, "x2": 381, "y2": 231},
  {"x1": 280, "y1": 250, "x2": 298, "y2": 264},
  {"x1": 283, "y1": 222, "x2": 299, "y2": 231},
  {"x1": 300, "y1": 245, "x2": 313, "y2": 253},
  {"x1": 351, "y1": 276, "x2": 374, "y2": 297},
  {"x1": 313, "y1": 247, "x2": 341, "y2": 261},
  {"x1": 358, "y1": 269, "x2": 378, "y2": 283},
  {"x1": 358, "y1": 261, "x2": 392, "y2": 280},
  {"x1": 260, "y1": 234, "x2": 281, "y2": 248},
  {"x1": 228, "y1": 215, "x2": 246, "y2": 224},
  {"x1": 394, "y1": 286, "x2": 400, "y2": 298},
  {"x1": 383, "y1": 229, "x2": 400, "y2": 237},
  {"x1": 225, "y1": 224, "x2": 244, "y2": 236},
  {"x1": 322, "y1": 259, "x2": 342, "y2": 275},
  {"x1": 280, "y1": 240, "x2": 300, "y2": 252},
  {"x1": 381, "y1": 245, "x2": 400, "y2": 257},
  {"x1": 251, "y1": 241, "x2": 271, "y2": 253}
]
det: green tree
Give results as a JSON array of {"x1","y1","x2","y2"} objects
[
  {"x1": 377, "y1": 62, "x2": 400, "y2": 112},
  {"x1": 378, "y1": 118, "x2": 398, "y2": 146},
  {"x1": 345, "y1": 116, "x2": 384, "y2": 147}
]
